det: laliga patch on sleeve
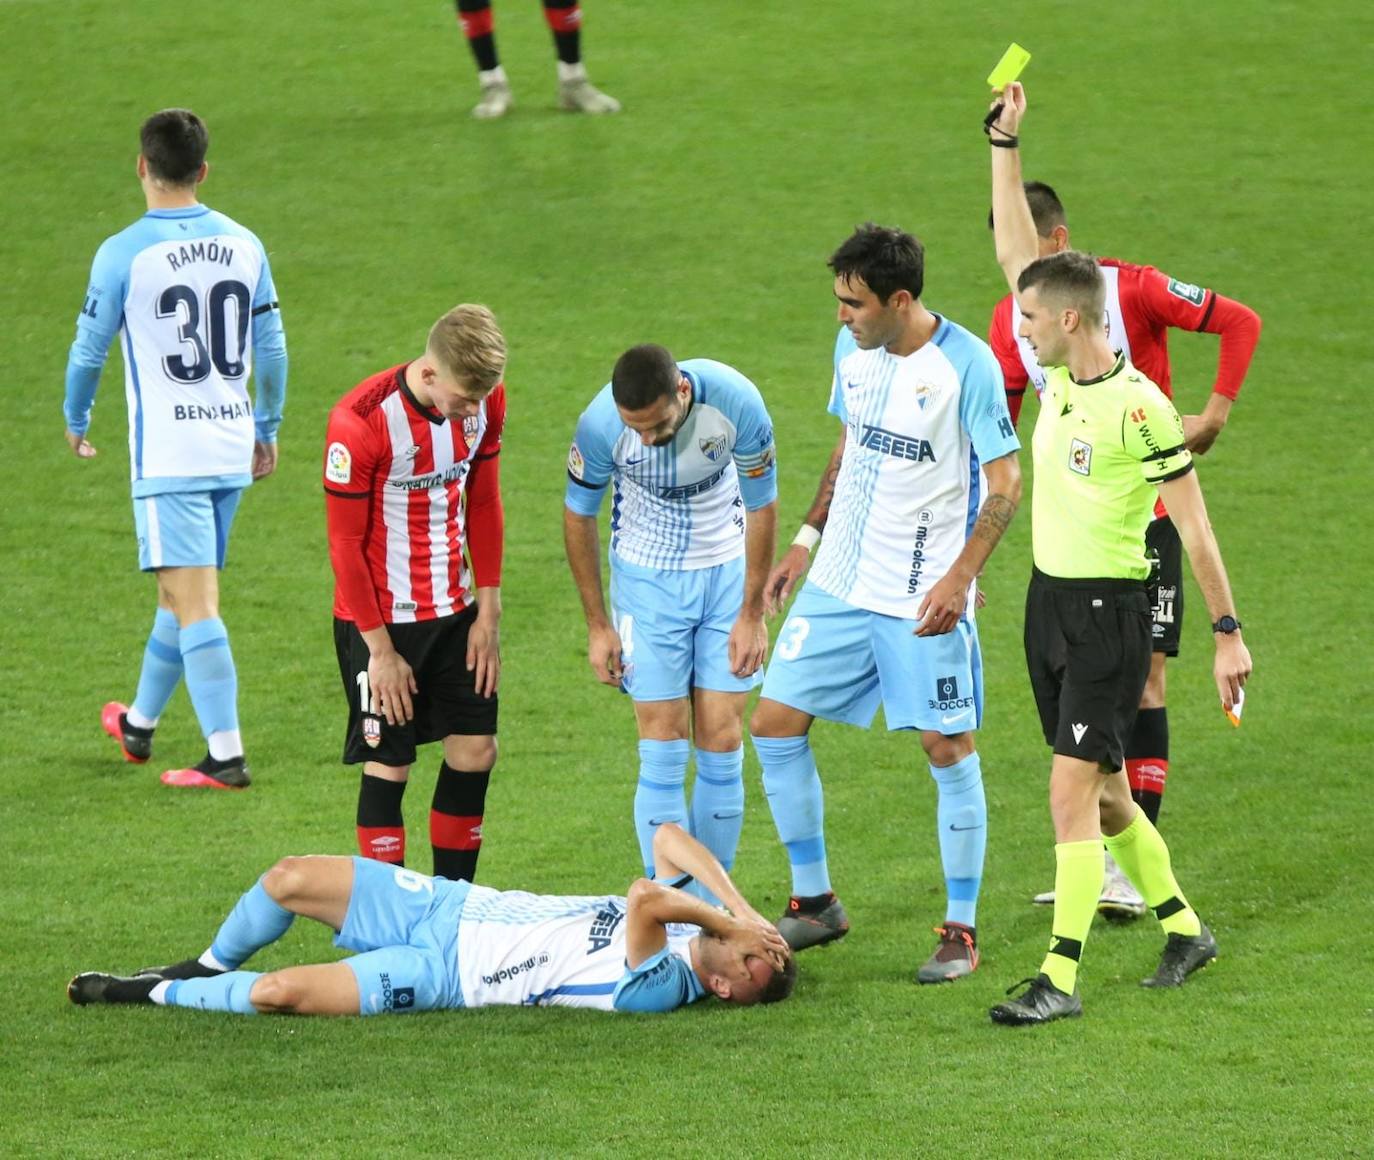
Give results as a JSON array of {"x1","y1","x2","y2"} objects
[
  {"x1": 1166, "y1": 279, "x2": 1207, "y2": 306},
  {"x1": 326, "y1": 441, "x2": 352, "y2": 484},
  {"x1": 567, "y1": 441, "x2": 585, "y2": 479}
]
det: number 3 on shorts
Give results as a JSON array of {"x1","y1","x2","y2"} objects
[{"x1": 775, "y1": 616, "x2": 811, "y2": 661}]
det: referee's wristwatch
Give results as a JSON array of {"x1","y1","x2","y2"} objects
[{"x1": 1211, "y1": 615, "x2": 1242, "y2": 635}]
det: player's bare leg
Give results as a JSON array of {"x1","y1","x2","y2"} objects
[
  {"x1": 260, "y1": 855, "x2": 356, "y2": 929},
  {"x1": 249, "y1": 962, "x2": 361, "y2": 1015}
]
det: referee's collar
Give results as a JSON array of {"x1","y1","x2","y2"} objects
[{"x1": 1069, "y1": 352, "x2": 1126, "y2": 387}]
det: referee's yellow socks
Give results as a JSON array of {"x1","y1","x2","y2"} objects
[
  {"x1": 1103, "y1": 810, "x2": 1202, "y2": 937},
  {"x1": 1040, "y1": 839, "x2": 1102, "y2": 994}
]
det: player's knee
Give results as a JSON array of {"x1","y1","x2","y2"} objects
[
  {"x1": 250, "y1": 972, "x2": 303, "y2": 1014},
  {"x1": 261, "y1": 857, "x2": 311, "y2": 905},
  {"x1": 922, "y1": 731, "x2": 974, "y2": 767},
  {"x1": 696, "y1": 722, "x2": 743, "y2": 751},
  {"x1": 749, "y1": 699, "x2": 797, "y2": 738},
  {"x1": 443, "y1": 735, "x2": 496, "y2": 771}
]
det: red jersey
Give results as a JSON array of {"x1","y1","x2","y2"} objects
[
  {"x1": 324, "y1": 363, "x2": 505, "y2": 631},
  {"x1": 988, "y1": 258, "x2": 1261, "y2": 425}
]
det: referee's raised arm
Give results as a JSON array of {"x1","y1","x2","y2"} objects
[{"x1": 987, "y1": 82, "x2": 1038, "y2": 292}]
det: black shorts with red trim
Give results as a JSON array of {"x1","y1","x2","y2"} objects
[
  {"x1": 1146, "y1": 515, "x2": 1183, "y2": 657},
  {"x1": 334, "y1": 606, "x2": 498, "y2": 767},
  {"x1": 1023, "y1": 568, "x2": 1152, "y2": 773}
]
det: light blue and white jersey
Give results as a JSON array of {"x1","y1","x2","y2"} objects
[
  {"x1": 809, "y1": 317, "x2": 1019, "y2": 619},
  {"x1": 63, "y1": 205, "x2": 288, "y2": 497},
  {"x1": 564, "y1": 359, "x2": 777, "y2": 571},
  {"x1": 455, "y1": 886, "x2": 705, "y2": 1012}
]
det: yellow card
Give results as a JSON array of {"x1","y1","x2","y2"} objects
[
  {"x1": 987, "y1": 43, "x2": 1031, "y2": 90},
  {"x1": 1225, "y1": 687, "x2": 1245, "y2": 727}
]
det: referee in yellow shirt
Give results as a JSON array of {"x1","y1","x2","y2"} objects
[{"x1": 985, "y1": 83, "x2": 1252, "y2": 1025}]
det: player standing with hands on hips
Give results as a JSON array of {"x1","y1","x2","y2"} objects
[
  {"x1": 564, "y1": 346, "x2": 777, "y2": 891},
  {"x1": 324, "y1": 306, "x2": 506, "y2": 883},
  {"x1": 984, "y1": 83, "x2": 1251, "y2": 1026},
  {"x1": 64, "y1": 109, "x2": 288, "y2": 790}
]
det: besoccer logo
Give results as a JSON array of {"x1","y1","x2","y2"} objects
[{"x1": 929, "y1": 674, "x2": 975, "y2": 712}]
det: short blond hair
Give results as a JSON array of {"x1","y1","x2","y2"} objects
[{"x1": 427, "y1": 304, "x2": 506, "y2": 392}]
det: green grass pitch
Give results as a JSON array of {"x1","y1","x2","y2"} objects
[{"x1": 2, "y1": 1, "x2": 1370, "y2": 1155}]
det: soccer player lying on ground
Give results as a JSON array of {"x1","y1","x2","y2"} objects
[{"x1": 68, "y1": 824, "x2": 795, "y2": 1015}]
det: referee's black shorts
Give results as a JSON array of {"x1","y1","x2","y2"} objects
[
  {"x1": 334, "y1": 606, "x2": 498, "y2": 768},
  {"x1": 1023, "y1": 568, "x2": 1152, "y2": 773},
  {"x1": 1146, "y1": 515, "x2": 1183, "y2": 657}
]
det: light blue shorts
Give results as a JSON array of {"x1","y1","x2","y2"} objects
[
  {"x1": 760, "y1": 582, "x2": 984, "y2": 733},
  {"x1": 609, "y1": 555, "x2": 761, "y2": 702},
  {"x1": 133, "y1": 487, "x2": 243, "y2": 572},
  {"x1": 335, "y1": 857, "x2": 470, "y2": 1015}
]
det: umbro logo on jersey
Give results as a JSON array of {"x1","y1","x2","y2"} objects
[
  {"x1": 1071, "y1": 722, "x2": 1088, "y2": 744},
  {"x1": 403, "y1": 444, "x2": 420, "y2": 459}
]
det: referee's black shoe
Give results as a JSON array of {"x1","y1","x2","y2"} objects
[
  {"x1": 989, "y1": 974, "x2": 1083, "y2": 1026},
  {"x1": 68, "y1": 972, "x2": 158, "y2": 1006},
  {"x1": 1141, "y1": 924, "x2": 1217, "y2": 988}
]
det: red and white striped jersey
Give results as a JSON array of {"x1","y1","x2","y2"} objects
[{"x1": 324, "y1": 363, "x2": 505, "y2": 630}]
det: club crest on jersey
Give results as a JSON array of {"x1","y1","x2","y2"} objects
[
  {"x1": 913, "y1": 383, "x2": 936, "y2": 411},
  {"x1": 1070, "y1": 438, "x2": 1093, "y2": 476},
  {"x1": 567, "y1": 441, "x2": 585, "y2": 479},
  {"x1": 326, "y1": 442, "x2": 352, "y2": 484},
  {"x1": 698, "y1": 434, "x2": 727, "y2": 462},
  {"x1": 462, "y1": 415, "x2": 481, "y2": 441},
  {"x1": 362, "y1": 714, "x2": 382, "y2": 748}
]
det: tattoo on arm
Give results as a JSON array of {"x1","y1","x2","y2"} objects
[
  {"x1": 805, "y1": 447, "x2": 844, "y2": 531},
  {"x1": 971, "y1": 493, "x2": 1017, "y2": 549}
]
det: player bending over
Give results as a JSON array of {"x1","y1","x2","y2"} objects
[{"x1": 68, "y1": 824, "x2": 795, "y2": 1016}]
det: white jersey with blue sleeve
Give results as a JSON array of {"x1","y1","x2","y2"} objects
[
  {"x1": 564, "y1": 358, "x2": 777, "y2": 571},
  {"x1": 63, "y1": 205, "x2": 288, "y2": 497},
  {"x1": 454, "y1": 886, "x2": 705, "y2": 1012},
  {"x1": 809, "y1": 317, "x2": 1019, "y2": 619}
]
